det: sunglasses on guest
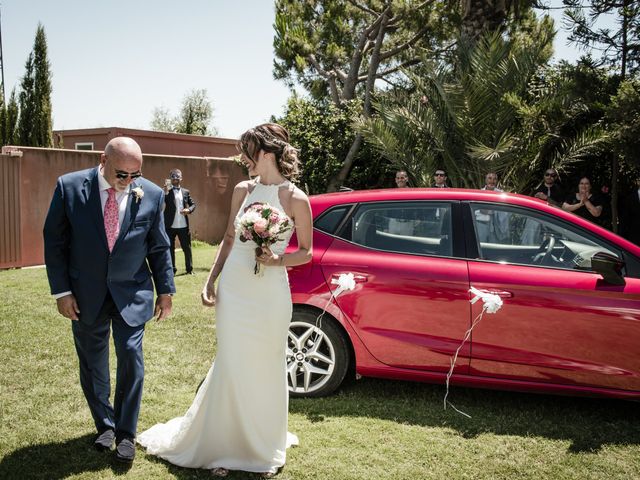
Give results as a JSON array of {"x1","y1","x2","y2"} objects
[
  {"x1": 115, "y1": 170, "x2": 143, "y2": 180},
  {"x1": 435, "y1": 172, "x2": 446, "y2": 177},
  {"x1": 544, "y1": 172, "x2": 557, "y2": 178}
]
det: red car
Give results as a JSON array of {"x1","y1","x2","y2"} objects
[{"x1": 285, "y1": 188, "x2": 640, "y2": 400}]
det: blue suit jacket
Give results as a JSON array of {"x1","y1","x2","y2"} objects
[{"x1": 43, "y1": 167, "x2": 176, "y2": 326}]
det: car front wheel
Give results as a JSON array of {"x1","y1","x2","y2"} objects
[{"x1": 287, "y1": 309, "x2": 350, "y2": 397}]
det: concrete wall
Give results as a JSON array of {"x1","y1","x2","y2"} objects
[{"x1": 0, "y1": 146, "x2": 246, "y2": 269}]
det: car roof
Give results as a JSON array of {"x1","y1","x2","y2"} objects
[
  {"x1": 310, "y1": 188, "x2": 547, "y2": 213},
  {"x1": 309, "y1": 187, "x2": 640, "y2": 255}
]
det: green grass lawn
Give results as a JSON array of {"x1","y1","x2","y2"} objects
[{"x1": 1, "y1": 244, "x2": 639, "y2": 479}]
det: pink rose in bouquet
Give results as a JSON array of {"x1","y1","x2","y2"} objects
[{"x1": 238, "y1": 202, "x2": 292, "y2": 274}]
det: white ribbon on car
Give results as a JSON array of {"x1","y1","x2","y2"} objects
[
  {"x1": 315, "y1": 273, "x2": 357, "y2": 332},
  {"x1": 444, "y1": 286, "x2": 504, "y2": 418}
]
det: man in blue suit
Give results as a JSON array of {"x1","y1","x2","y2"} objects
[{"x1": 43, "y1": 137, "x2": 175, "y2": 463}]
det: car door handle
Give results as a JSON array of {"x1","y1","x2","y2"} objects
[
  {"x1": 331, "y1": 273, "x2": 368, "y2": 283},
  {"x1": 485, "y1": 290, "x2": 513, "y2": 299}
]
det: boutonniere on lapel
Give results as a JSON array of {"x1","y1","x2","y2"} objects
[{"x1": 131, "y1": 186, "x2": 144, "y2": 203}]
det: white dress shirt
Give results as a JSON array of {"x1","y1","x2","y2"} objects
[{"x1": 171, "y1": 188, "x2": 188, "y2": 229}]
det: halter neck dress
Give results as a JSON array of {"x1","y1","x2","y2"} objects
[{"x1": 138, "y1": 177, "x2": 298, "y2": 475}]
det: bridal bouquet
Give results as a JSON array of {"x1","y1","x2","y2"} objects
[{"x1": 238, "y1": 202, "x2": 292, "y2": 275}]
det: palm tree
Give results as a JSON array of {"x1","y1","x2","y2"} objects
[{"x1": 359, "y1": 25, "x2": 608, "y2": 192}]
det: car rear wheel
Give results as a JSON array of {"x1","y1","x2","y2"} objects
[{"x1": 287, "y1": 309, "x2": 350, "y2": 397}]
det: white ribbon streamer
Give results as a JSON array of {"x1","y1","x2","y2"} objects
[
  {"x1": 444, "y1": 286, "x2": 504, "y2": 418},
  {"x1": 315, "y1": 273, "x2": 357, "y2": 332}
]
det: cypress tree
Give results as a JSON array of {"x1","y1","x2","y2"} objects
[
  {"x1": 17, "y1": 23, "x2": 53, "y2": 147},
  {"x1": 6, "y1": 89, "x2": 20, "y2": 145},
  {"x1": 18, "y1": 52, "x2": 35, "y2": 146},
  {"x1": 32, "y1": 24, "x2": 53, "y2": 147}
]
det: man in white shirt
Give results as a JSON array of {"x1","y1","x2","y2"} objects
[
  {"x1": 164, "y1": 169, "x2": 196, "y2": 275},
  {"x1": 476, "y1": 172, "x2": 507, "y2": 242}
]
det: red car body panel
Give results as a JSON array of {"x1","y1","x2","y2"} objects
[{"x1": 287, "y1": 188, "x2": 640, "y2": 399}]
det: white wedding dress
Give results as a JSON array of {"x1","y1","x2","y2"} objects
[{"x1": 138, "y1": 179, "x2": 298, "y2": 475}]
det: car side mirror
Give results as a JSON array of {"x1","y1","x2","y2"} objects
[{"x1": 591, "y1": 251, "x2": 626, "y2": 286}]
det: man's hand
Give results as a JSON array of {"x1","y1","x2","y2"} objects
[
  {"x1": 154, "y1": 294, "x2": 173, "y2": 321},
  {"x1": 57, "y1": 294, "x2": 80, "y2": 321},
  {"x1": 180, "y1": 208, "x2": 191, "y2": 215}
]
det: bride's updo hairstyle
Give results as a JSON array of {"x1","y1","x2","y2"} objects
[{"x1": 238, "y1": 123, "x2": 301, "y2": 182}]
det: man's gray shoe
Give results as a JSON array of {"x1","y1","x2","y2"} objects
[
  {"x1": 94, "y1": 429, "x2": 115, "y2": 451},
  {"x1": 115, "y1": 437, "x2": 136, "y2": 463}
]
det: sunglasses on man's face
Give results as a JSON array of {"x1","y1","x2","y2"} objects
[
  {"x1": 544, "y1": 172, "x2": 557, "y2": 178},
  {"x1": 435, "y1": 173, "x2": 446, "y2": 177},
  {"x1": 115, "y1": 170, "x2": 142, "y2": 180}
]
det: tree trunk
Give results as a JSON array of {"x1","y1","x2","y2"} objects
[
  {"x1": 326, "y1": 134, "x2": 363, "y2": 192},
  {"x1": 326, "y1": 11, "x2": 390, "y2": 192}
]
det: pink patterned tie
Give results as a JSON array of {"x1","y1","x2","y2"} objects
[{"x1": 104, "y1": 188, "x2": 120, "y2": 252}]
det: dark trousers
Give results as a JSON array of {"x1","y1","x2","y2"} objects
[
  {"x1": 71, "y1": 293, "x2": 145, "y2": 439},
  {"x1": 167, "y1": 227, "x2": 192, "y2": 273}
]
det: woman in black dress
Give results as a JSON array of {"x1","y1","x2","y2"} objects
[{"x1": 562, "y1": 176, "x2": 603, "y2": 224}]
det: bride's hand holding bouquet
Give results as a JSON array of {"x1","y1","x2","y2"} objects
[
  {"x1": 255, "y1": 244, "x2": 283, "y2": 267},
  {"x1": 238, "y1": 202, "x2": 291, "y2": 275}
]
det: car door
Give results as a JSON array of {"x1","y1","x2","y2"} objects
[
  {"x1": 320, "y1": 201, "x2": 472, "y2": 374},
  {"x1": 466, "y1": 202, "x2": 640, "y2": 392}
]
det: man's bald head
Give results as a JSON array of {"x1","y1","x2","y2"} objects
[
  {"x1": 104, "y1": 137, "x2": 143, "y2": 163},
  {"x1": 100, "y1": 137, "x2": 144, "y2": 192}
]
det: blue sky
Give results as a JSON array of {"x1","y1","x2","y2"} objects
[{"x1": 1, "y1": 1, "x2": 600, "y2": 139}]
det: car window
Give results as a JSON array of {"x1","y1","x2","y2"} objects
[
  {"x1": 340, "y1": 202, "x2": 452, "y2": 257},
  {"x1": 469, "y1": 202, "x2": 621, "y2": 270},
  {"x1": 314, "y1": 205, "x2": 352, "y2": 234}
]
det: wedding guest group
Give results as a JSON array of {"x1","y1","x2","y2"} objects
[{"x1": 43, "y1": 137, "x2": 175, "y2": 464}]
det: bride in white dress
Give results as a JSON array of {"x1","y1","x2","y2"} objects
[{"x1": 138, "y1": 123, "x2": 313, "y2": 478}]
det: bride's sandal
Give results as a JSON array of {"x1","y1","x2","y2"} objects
[
  {"x1": 211, "y1": 467, "x2": 229, "y2": 477},
  {"x1": 260, "y1": 472, "x2": 277, "y2": 479}
]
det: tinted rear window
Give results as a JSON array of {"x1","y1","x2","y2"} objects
[{"x1": 314, "y1": 205, "x2": 351, "y2": 234}]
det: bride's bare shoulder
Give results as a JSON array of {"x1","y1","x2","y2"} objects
[
  {"x1": 290, "y1": 184, "x2": 309, "y2": 204},
  {"x1": 234, "y1": 179, "x2": 258, "y2": 194},
  {"x1": 234, "y1": 180, "x2": 252, "y2": 190}
]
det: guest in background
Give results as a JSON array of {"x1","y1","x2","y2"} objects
[
  {"x1": 432, "y1": 169, "x2": 448, "y2": 188},
  {"x1": 482, "y1": 172, "x2": 501, "y2": 192},
  {"x1": 562, "y1": 176, "x2": 603, "y2": 224},
  {"x1": 621, "y1": 177, "x2": 640, "y2": 245},
  {"x1": 476, "y1": 172, "x2": 507, "y2": 242},
  {"x1": 164, "y1": 169, "x2": 196, "y2": 275},
  {"x1": 395, "y1": 170, "x2": 410, "y2": 188},
  {"x1": 533, "y1": 168, "x2": 564, "y2": 207}
]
